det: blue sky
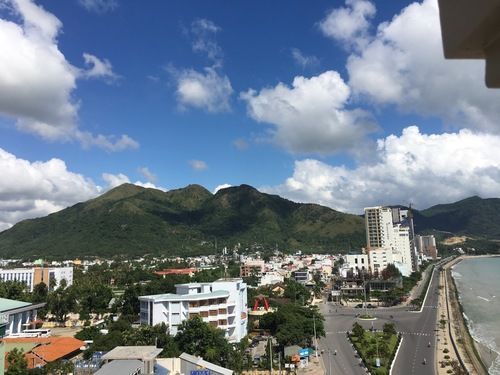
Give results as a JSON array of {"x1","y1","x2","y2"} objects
[{"x1": 2, "y1": 0, "x2": 500, "y2": 230}]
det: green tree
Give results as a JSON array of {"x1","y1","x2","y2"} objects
[
  {"x1": 175, "y1": 317, "x2": 230, "y2": 366},
  {"x1": 75, "y1": 326, "x2": 102, "y2": 341},
  {"x1": 5, "y1": 348, "x2": 28, "y2": 375},
  {"x1": 121, "y1": 285, "x2": 140, "y2": 316},
  {"x1": 283, "y1": 279, "x2": 311, "y2": 305},
  {"x1": 122, "y1": 323, "x2": 179, "y2": 357},
  {"x1": 381, "y1": 264, "x2": 401, "y2": 280},
  {"x1": 352, "y1": 322, "x2": 365, "y2": 338},
  {"x1": 383, "y1": 323, "x2": 396, "y2": 337},
  {"x1": 0, "y1": 281, "x2": 29, "y2": 301},
  {"x1": 32, "y1": 282, "x2": 48, "y2": 302},
  {"x1": 43, "y1": 359, "x2": 75, "y2": 374},
  {"x1": 76, "y1": 283, "x2": 113, "y2": 316},
  {"x1": 47, "y1": 288, "x2": 75, "y2": 322},
  {"x1": 259, "y1": 304, "x2": 324, "y2": 348}
]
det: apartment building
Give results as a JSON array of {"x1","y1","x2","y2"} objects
[
  {"x1": 239, "y1": 259, "x2": 265, "y2": 277},
  {"x1": 365, "y1": 206, "x2": 395, "y2": 249},
  {"x1": 364, "y1": 206, "x2": 416, "y2": 275},
  {"x1": 139, "y1": 279, "x2": 247, "y2": 343},
  {"x1": 0, "y1": 267, "x2": 73, "y2": 292},
  {"x1": 341, "y1": 254, "x2": 368, "y2": 277},
  {"x1": 367, "y1": 247, "x2": 412, "y2": 277},
  {"x1": 416, "y1": 235, "x2": 438, "y2": 259}
]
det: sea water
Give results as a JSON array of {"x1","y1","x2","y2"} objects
[{"x1": 453, "y1": 257, "x2": 500, "y2": 374}]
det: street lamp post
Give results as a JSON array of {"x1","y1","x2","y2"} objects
[
  {"x1": 362, "y1": 272, "x2": 368, "y2": 317},
  {"x1": 313, "y1": 313, "x2": 318, "y2": 359}
]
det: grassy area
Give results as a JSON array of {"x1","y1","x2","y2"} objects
[{"x1": 350, "y1": 331, "x2": 400, "y2": 375}]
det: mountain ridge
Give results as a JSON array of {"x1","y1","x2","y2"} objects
[
  {"x1": 1, "y1": 185, "x2": 499, "y2": 258},
  {"x1": 0, "y1": 184, "x2": 365, "y2": 258}
]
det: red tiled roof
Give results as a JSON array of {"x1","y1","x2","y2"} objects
[{"x1": 4, "y1": 337, "x2": 85, "y2": 364}]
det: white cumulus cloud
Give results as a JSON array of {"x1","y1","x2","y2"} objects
[
  {"x1": 213, "y1": 184, "x2": 232, "y2": 194},
  {"x1": 82, "y1": 53, "x2": 119, "y2": 82},
  {"x1": 189, "y1": 18, "x2": 222, "y2": 65},
  {"x1": 0, "y1": 0, "x2": 137, "y2": 151},
  {"x1": 174, "y1": 67, "x2": 233, "y2": 113},
  {"x1": 240, "y1": 70, "x2": 376, "y2": 154},
  {"x1": 189, "y1": 160, "x2": 208, "y2": 171},
  {"x1": 102, "y1": 172, "x2": 165, "y2": 191},
  {"x1": 0, "y1": 147, "x2": 101, "y2": 231},
  {"x1": 78, "y1": 0, "x2": 117, "y2": 13},
  {"x1": 137, "y1": 167, "x2": 157, "y2": 183},
  {"x1": 291, "y1": 48, "x2": 320, "y2": 69},
  {"x1": 334, "y1": 0, "x2": 500, "y2": 132},
  {"x1": 318, "y1": 0, "x2": 375, "y2": 49},
  {"x1": 266, "y1": 126, "x2": 500, "y2": 213}
]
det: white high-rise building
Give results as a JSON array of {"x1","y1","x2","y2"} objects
[
  {"x1": 364, "y1": 206, "x2": 415, "y2": 276},
  {"x1": 365, "y1": 206, "x2": 394, "y2": 249},
  {"x1": 139, "y1": 278, "x2": 247, "y2": 343}
]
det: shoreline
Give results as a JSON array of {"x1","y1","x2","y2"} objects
[{"x1": 446, "y1": 255, "x2": 497, "y2": 374}]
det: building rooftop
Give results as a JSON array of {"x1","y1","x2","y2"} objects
[
  {"x1": 180, "y1": 352, "x2": 233, "y2": 375},
  {"x1": 95, "y1": 359, "x2": 143, "y2": 375},
  {"x1": 139, "y1": 290, "x2": 229, "y2": 302},
  {"x1": 101, "y1": 346, "x2": 162, "y2": 361},
  {"x1": 3, "y1": 337, "x2": 85, "y2": 363},
  {"x1": 0, "y1": 297, "x2": 32, "y2": 312}
]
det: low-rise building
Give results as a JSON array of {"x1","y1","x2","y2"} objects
[
  {"x1": 342, "y1": 254, "x2": 369, "y2": 277},
  {"x1": 3, "y1": 337, "x2": 85, "y2": 370},
  {"x1": 97, "y1": 346, "x2": 162, "y2": 375},
  {"x1": 258, "y1": 271, "x2": 284, "y2": 287},
  {"x1": 156, "y1": 352, "x2": 233, "y2": 375},
  {"x1": 0, "y1": 266, "x2": 73, "y2": 292},
  {"x1": 240, "y1": 260, "x2": 265, "y2": 277},
  {"x1": 293, "y1": 270, "x2": 310, "y2": 284},
  {"x1": 154, "y1": 268, "x2": 197, "y2": 278},
  {"x1": 139, "y1": 278, "x2": 247, "y2": 343},
  {"x1": 0, "y1": 298, "x2": 45, "y2": 336}
]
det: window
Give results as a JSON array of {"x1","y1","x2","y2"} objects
[
  {"x1": 200, "y1": 311, "x2": 209, "y2": 318},
  {"x1": 218, "y1": 308, "x2": 227, "y2": 314},
  {"x1": 209, "y1": 310, "x2": 218, "y2": 316}
]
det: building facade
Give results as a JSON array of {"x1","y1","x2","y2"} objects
[
  {"x1": 240, "y1": 260, "x2": 265, "y2": 277},
  {"x1": 365, "y1": 206, "x2": 395, "y2": 249},
  {"x1": 0, "y1": 267, "x2": 73, "y2": 292},
  {"x1": 139, "y1": 279, "x2": 247, "y2": 343},
  {"x1": 365, "y1": 206, "x2": 416, "y2": 275},
  {"x1": 0, "y1": 298, "x2": 45, "y2": 336},
  {"x1": 416, "y1": 235, "x2": 438, "y2": 259}
]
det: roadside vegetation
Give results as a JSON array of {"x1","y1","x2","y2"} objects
[{"x1": 349, "y1": 322, "x2": 400, "y2": 375}]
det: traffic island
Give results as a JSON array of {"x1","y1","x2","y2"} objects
[
  {"x1": 358, "y1": 314, "x2": 376, "y2": 320},
  {"x1": 348, "y1": 322, "x2": 400, "y2": 375}
]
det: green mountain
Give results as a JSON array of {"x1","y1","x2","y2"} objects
[
  {"x1": 415, "y1": 196, "x2": 500, "y2": 239},
  {"x1": 0, "y1": 184, "x2": 365, "y2": 258}
]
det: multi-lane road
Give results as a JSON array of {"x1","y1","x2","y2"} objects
[{"x1": 318, "y1": 266, "x2": 441, "y2": 375}]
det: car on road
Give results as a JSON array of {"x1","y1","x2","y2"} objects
[
  {"x1": 367, "y1": 304, "x2": 377, "y2": 309},
  {"x1": 355, "y1": 303, "x2": 363, "y2": 308}
]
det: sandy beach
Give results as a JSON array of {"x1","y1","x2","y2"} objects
[{"x1": 446, "y1": 254, "x2": 500, "y2": 374}]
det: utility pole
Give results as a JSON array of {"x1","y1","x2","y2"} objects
[
  {"x1": 362, "y1": 272, "x2": 368, "y2": 317},
  {"x1": 313, "y1": 313, "x2": 318, "y2": 359},
  {"x1": 269, "y1": 338, "x2": 273, "y2": 374}
]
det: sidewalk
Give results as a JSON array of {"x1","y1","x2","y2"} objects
[
  {"x1": 436, "y1": 258, "x2": 488, "y2": 375},
  {"x1": 297, "y1": 356, "x2": 324, "y2": 375}
]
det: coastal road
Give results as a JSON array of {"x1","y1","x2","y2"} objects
[{"x1": 318, "y1": 266, "x2": 440, "y2": 375}]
